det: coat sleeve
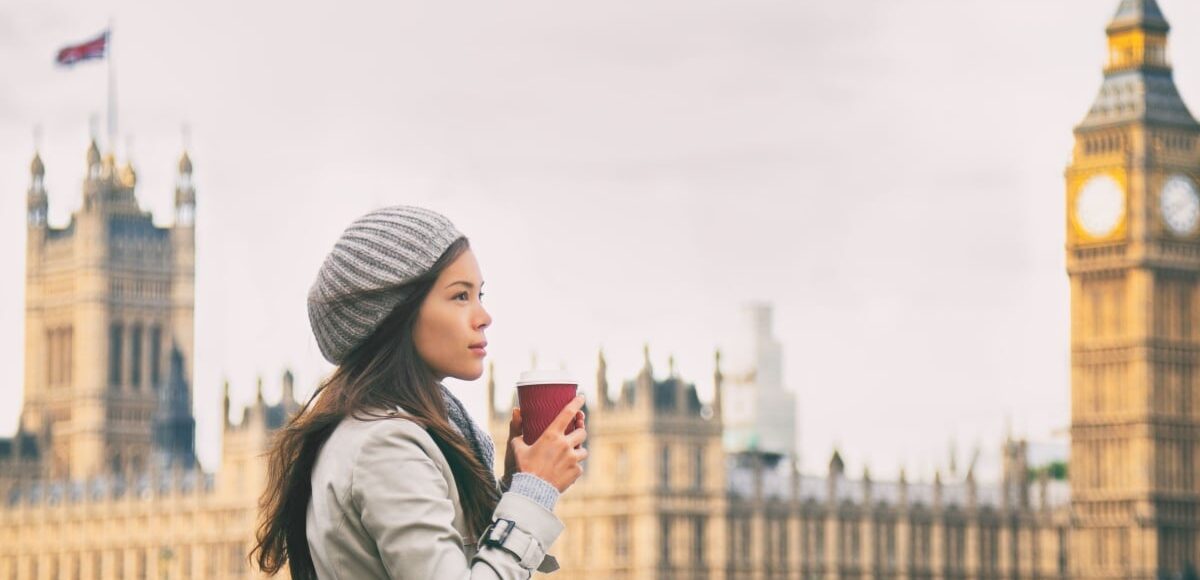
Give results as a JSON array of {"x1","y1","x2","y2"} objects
[{"x1": 351, "y1": 418, "x2": 565, "y2": 579}]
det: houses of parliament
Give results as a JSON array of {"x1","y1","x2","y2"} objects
[{"x1": 1, "y1": 0, "x2": 1198, "y2": 577}]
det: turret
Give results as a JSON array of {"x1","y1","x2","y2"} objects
[
  {"x1": 636, "y1": 343, "x2": 654, "y2": 409},
  {"x1": 282, "y1": 369, "x2": 295, "y2": 407},
  {"x1": 175, "y1": 151, "x2": 195, "y2": 227},
  {"x1": 712, "y1": 349, "x2": 723, "y2": 418},
  {"x1": 966, "y1": 468, "x2": 978, "y2": 511},
  {"x1": 1038, "y1": 470, "x2": 1050, "y2": 514},
  {"x1": 223, "y1": 380, "x2": 232, "y2": 427},
  {"x1": 828, "y1": 449, "x2": 845, "y2": 475},
  {"x1": 1016, "y1": 440, "x2": 1030, "y2": 509},
  {"x1": 933, "y1": 470, "x2": 943, "y2": 510},
  {"x1": 101, "y1": 153, "x2": 116, "y2": 182},
  {"x1": 85, "y1": 139, "x2": 100, "y2": 179},
  {"x1": 27, "y1": 151, "x2": 47, "y2": 229},
  {"x1": 1079, "y1": 0, "x2": 1196, "y2": 133},
  {"x1": 862, "y1": 466, "x2": 873, "y2": 508},
  {"x1": 595, "y1": 348, "x2": 609, "y2": 410},
  {"x1": 78, "y1": 136, "x2": 141, "y2": 214},
  {"x1": 826, "y1": 449, "x2": 844, "y2": 504},
  {"x1": 118, "y1": 160, "x2": 136, "y2": 189},
  {"x1": 1105, "y1": 0, "x2": 1170, "y2": 72},
  {"x1": 170, "y1": 147, "x2": 197, "y2": 400},
  {"x1": 1001, "y1": 436, "x2": 1030, "y2": 511}
]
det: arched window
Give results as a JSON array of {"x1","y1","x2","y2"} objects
[
  {"x1": 130, "y1": 325, "x2": 143, "y2": 389},
  {"x1": 109, "y1": 324, "x2": 123, "y2": 387},
  {"x1": 660, "y1": 445, "x2": 671, "y2": 489},
  {"x1": 149, "y1": 326, "x2": 162, "y2": 389}
]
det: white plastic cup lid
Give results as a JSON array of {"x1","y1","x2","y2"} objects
[{"x1": 516, "y1": 369, "x2": 578, "y2": 387}]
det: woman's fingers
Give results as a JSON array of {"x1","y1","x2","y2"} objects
[
  {"x1": 510, "y1": 403, "x2": 589, "y2": 492},
  {"x1": 547, "y1": 396, "x2": 586, "y2": 432},
  {"x1": 564, "y1": 427, "x2": 587, "y2": 449}
]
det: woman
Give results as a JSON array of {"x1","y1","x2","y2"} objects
[{"x1": 253, "y1": 205, "x2": 588, "y2": 579}]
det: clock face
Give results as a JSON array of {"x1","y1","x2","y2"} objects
[
  {"x1": 1160, "y1": 174, "x2": 1200, "y2": 236},
  {"x1": 1075, "y1": 175, "x2": 1125, "y2": 238}
]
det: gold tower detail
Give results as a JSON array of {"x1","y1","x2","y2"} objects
[{"x1": 1066, "y1": 0, "x2": 1200, "y2": 578}]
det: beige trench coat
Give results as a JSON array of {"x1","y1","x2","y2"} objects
[{"x1": 306, "y1": 410, "x2": 563, "y2": 579}]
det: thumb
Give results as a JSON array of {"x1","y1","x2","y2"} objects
[
  {"x1": 508, "y1": 408, "x2": 522, "y2": 436},
  {"x1": 510, "y1": 434, "x2": 530, "y2": 455}
]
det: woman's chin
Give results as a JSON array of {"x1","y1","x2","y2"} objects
[{"x1": 449, "y1": 364, "x2": 485, "y2": 382}]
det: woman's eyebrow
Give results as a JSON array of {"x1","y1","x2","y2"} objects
[{"x1": 444, "y1": 281, "x2": 484, "y2": 290}]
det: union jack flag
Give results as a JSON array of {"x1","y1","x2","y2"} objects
[{"x1": 55, "y1": 30, "x2": 108, "y2": 66}]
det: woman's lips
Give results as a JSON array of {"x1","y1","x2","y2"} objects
[{"x1": 469, "y1": 343, "x2": 487, "y2": 357}]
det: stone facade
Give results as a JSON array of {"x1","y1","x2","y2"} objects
[
  {"x1": 486, "y1": 350, "x2": 1070, "y2": 580},
  {"x1": 0, "y1": 377, "x2": 294, "y2": 580}
]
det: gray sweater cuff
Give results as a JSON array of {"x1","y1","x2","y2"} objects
[{"x1": 507, "y1": 473, "x2": 560, "y2": 512}]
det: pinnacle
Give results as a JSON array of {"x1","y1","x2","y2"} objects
[{"x1": 1110, "y1": 0, "x2": 1169, "y2": 32}]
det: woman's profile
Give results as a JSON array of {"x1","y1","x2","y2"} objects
[{"x1": 252, "y1": 205, "x2": 587, "y2": 579}]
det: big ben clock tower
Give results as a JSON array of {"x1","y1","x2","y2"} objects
[{"x1": 1067, "y1": 1, "x2": 1200, "y2": 578}]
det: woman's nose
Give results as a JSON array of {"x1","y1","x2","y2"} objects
[{"x1": 476, "y1": 306, "x2": 492, "y2": 330}]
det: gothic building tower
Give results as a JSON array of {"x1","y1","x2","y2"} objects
[
  {"x1": 20, "y1": 141, "x2": 199, "y2": 480},
  {"x1": 1067, "y1": 0, "x2": 1200, "y2": 577}
]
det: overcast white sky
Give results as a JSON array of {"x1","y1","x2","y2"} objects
[{"x1": 4, "y1": 0, "x2": 1198, "y2": 482}]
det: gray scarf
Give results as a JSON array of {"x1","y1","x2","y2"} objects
[{"x1": 439, "y1": 384, "x2": 496, "y2": 478}]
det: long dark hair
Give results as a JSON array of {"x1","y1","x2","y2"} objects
[{"x1": 252, "y1": 237, "x2": 500, "y2": 579}]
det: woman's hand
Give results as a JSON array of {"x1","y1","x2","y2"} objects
[{"x1": 508, "y1": 395, "x2": 588, "y2": 494}]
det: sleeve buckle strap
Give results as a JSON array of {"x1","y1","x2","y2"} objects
[
  {"x1": 483, "y1": 518, "x2": 516, "y2": 547},
  {"x1": 481, "y1": 517, "x2": 546, "y2": 570}
]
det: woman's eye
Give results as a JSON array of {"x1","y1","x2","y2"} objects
[
  {"x1": 478, "y1": 292, "x2": 485, "y2": 301},
  {"x1": 455, "y1": 292, "x2": 469, "y2": 301}
]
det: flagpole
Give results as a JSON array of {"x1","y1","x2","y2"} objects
[{"x1": 107, "y1": 19, "x2": 116, "y2": 154}]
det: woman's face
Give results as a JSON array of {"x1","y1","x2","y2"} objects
[{"x1": 413, "y1": 248, "x2": 492, "y2": 381}]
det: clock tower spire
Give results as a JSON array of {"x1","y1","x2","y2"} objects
[{"x1": 1066, "y1": 1, "x2": 1200, "y2": 578}]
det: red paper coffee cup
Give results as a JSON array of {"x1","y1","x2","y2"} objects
[{"x1": 516, "y1": 370, "x2": 579, "y2": 445}]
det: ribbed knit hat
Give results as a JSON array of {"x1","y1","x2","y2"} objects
[{"x1": 307, "y1": 205, "x2": 463, "y2": 364}]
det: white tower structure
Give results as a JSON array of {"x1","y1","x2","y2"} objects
[{"x1": 721, "y1": 302, "x2": 796, "y2": 456}]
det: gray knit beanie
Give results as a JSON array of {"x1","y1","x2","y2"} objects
[{"x1": 307, "y1": 205, "x2": 463, "y2": 365}]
